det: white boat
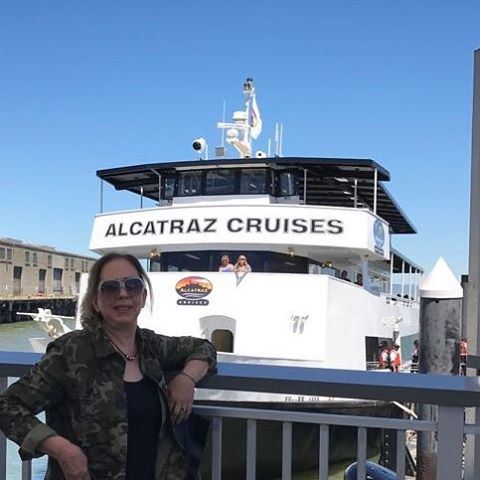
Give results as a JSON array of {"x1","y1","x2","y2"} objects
[
  {"x1": 17, "y1": 308, "x2": 73, "y2": 352},
  {"x1": 79, "y1": 79, "x2": 421, "y2": 398}
]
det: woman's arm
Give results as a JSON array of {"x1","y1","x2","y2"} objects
[
  {"x1": 156, "y1": 335, "x2": 216, "y2": 373},
  {"x1": 168, "y1": 359, "x2": 211, "y2": 424},
  {"x1": 0, "y1": 341, "x2": 66, "y2": 459},
  {"x1": 39, "y1": 435, "x2": 91, "y2": 479}
]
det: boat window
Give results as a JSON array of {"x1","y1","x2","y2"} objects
[
  {"x1": 157, "y1": 252, "x2": 210, "y2": 272},
  {"x1": 277, "y1": 171, "x2": 296, "y2": 197},
  {"x1": 205, "y1": 169, "x2": 236, "y2": 195},
  {"x1": 178, "y1": 171, "x2": 202, "y2": 196},
  {"x1": 163, "y1": 176, "x2": 175, "y2": 200},
  {"x1": 240, "y1": 168, "x2": 268, "y2": 194},
  {"x1": 151, "y1": 250, "x2": 310, "y2": 274}
]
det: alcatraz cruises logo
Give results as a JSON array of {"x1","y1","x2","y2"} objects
[{"x1": 175, "y1": 276, "x2": 213, "y2": 306}]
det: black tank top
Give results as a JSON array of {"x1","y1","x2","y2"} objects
[{"x1": 124, "y1": 376, "x2": 162, "y2": 480}]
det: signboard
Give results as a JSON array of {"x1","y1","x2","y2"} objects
[{"x1": 90, "y1": 205, "x2": 390, "y2": 260}]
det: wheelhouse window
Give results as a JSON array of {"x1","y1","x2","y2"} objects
[
  {"x1": 277, "y1": 171, "x2": 296, "y2": 197},
  {"x1": 178, "y1": 171, "x2": 202, "y2": 196},
  {"x1": 205, "y1": 169, "x2": 236, "y2": 195},
  {"x1": 163, "y1": 176, "x2": 175, "y2": 200},
  {"x1": 240, "y1": 168, "x2": 268, "y2": 194}
]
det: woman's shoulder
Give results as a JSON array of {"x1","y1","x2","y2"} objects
[{"x1": 45, "y1": 328, "x2": 94, "y2": 356}]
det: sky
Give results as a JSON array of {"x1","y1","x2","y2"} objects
[{"x1": 0, "y1": 1, "x2": 479, "y2": 278}]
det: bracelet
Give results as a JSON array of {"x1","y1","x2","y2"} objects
[{"x1": 179, "y1": 371, "x2": 197, "y2": 386}]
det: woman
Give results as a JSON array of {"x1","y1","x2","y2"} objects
[
  {"x1": 218, "y1": 254, "x2": 234, "y2": 272},
  {"x1": 233, "y1": 255, "x2": 251, "y2": 273},
  {"x1": 0, "y1": 253, "x2": 216, "y2": 480}
]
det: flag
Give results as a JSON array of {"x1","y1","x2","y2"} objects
[{"x1": 249, "y1": 93, "x2": 263, "y2": 139}]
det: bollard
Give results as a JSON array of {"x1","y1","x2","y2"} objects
[{"x1": 416, "y1": 257, "x2": 463, "y2": 480}]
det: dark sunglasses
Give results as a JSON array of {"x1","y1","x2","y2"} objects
[{"x1": 98, "y1": 276, "x2": 145, "y2": 298}]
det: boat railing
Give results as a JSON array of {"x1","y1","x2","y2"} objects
[{"x1": 1, "y1": 351, "x2": 480, "y2": 479}]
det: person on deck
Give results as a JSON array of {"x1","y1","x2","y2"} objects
[
  {"x1": 391, "y1": 344, "x2": 402, "y2": 372},
  {"x1": 233, "y1": 255, "x2": 252, "y2": 273},
  {"x1": 460, "y1": 337, "x2": 468, "y2": 376},
  {"x1": 340, "y1": 270, "x2": 351, "y2": 282},
  {"x1": 218, "y1": 255, "x2": 234, "y2": 272},
  {"x1": 355, "y1": 273, "x2": 363, "y2": 286},
  {"x1": 411, "y1": 339, "x2": 419, "y2": 373},
  {"x1": 0, "y1": 252, "x2": 217, "y2": 480},
  {"x1": 378, "y1": 341, "x2": 393, "y2": 371}
]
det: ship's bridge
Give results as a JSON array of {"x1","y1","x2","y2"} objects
[
  {"x1": 97, "y1": 157, "x2": 416, "y2": 234},
  {"x1": 92, "y1": 158, "x2": 420, "y2": 288}
]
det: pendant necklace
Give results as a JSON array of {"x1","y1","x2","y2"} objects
[{"x1": 109, "y1": 337, "x2": 137, "y2": 361}]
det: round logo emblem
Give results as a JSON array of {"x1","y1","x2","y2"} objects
[
  {"x1": 175, "y1": 276, "x2": 213, "y2": 299},
  {"x1": 373, "y1": 219, "x2": 385, "y2": 248}
]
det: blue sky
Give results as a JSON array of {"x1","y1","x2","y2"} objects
[{"x1": 0, "y1": 1, "x2": 479, "y2": 277}]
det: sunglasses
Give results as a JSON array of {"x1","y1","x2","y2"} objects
[{"x1": 98, "y1": 276, "x2": 145, "y2": 298}]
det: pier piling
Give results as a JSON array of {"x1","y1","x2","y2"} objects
[{"x1": 416, "y1": 257, "x2": 463, "y2": 480}]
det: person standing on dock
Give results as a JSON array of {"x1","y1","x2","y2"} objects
[{"x1": 0, "y1": 252, "x2": 217, "y2": 480}]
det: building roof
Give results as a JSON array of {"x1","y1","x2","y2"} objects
[
  {"x1": 0, "y1": 237, "x2": 97, "y2": 260},
  {"x1": 97, "y1": 157, "x2": 416, "y2": 234}
]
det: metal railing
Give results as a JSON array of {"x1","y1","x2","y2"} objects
[{"x1": 1, "y1": 351, "x2": 480, "y2": 479}]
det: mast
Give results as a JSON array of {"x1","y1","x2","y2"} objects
[{"x1": 217, "y1": 78, "x2": 262, "y2": 158}]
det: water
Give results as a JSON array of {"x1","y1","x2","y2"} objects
[{"x1": 0, "y1": 319, "x2": 74, "y2": 480}]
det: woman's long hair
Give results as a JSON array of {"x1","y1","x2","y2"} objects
[{"x1": 80, "y1": 253, "x2": 153, "y2": 327}]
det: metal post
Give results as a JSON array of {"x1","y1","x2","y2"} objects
[
  {"x1": 354, "y1": 178, "x2": 358, "y2": 208},
  {"x1": 373, "y1": 168, "x2": 378, "y2": 214},
  {"x1": 437, "y1": 406, "x2": 465, "y2": 480},
  {"x1": 417, "y1": 258, "x2": 463, "y2": 480},
  {"x1": 303, "y1": 169, "x2": 307, "y2": 205},
  {"x1": 401, "y1": 260, "x2": 405, "y2": 297},
  {"x1": 408, "y1": 265, "x2": 412, "y2": 300},
  {"x1": 389, "y1": 252, "x2": 394, "y2": 296},
  {"x1": 465, "y1": 47, "x2": 480, "y2": 480},
  {"x1": 0, "y1": 376, "x2": 7, "y2": 480},
  {"x1": 157, "y1": 172, "x2": 162, "y2": 205},
  {"x1": 100, "y1": 179, "x2": 104, "y2": 213}
]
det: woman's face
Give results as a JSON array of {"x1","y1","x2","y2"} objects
[
  {"x1": 94, "y1": 258, "x2": 147, "y2": 330},
  {"x1": 238, "y1": 256, "x2": 246, "y2": 264},
  {"x1": 221, "y1": 256, "x2": 230, "y2": 265}
]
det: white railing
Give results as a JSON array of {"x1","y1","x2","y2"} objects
[{"x1": 1, "y1": 352, "x2": 480, "y2": 479}]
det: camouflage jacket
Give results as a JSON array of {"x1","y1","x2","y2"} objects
[{"x1": 0, "y1": 322, "x2": 216, "y2": 479}]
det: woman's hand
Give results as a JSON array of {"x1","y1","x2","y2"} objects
[
  {"x1": 168, "y1": 373, "x2": 195, "y2": 425},
  {"x1": 40, "y1": 435, "x2": 91, "y2": 479}
]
